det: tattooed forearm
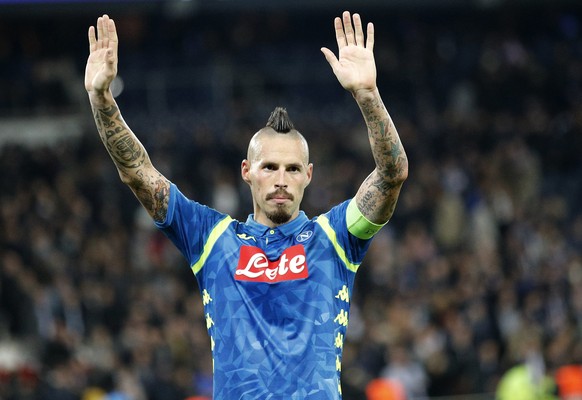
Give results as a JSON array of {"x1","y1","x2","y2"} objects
[
  {"x1": 354, "y1": 89, "x2": 408, "y2": 223},
  {"x1": 92, "y1": 101, "x2": 169, "y2": 221},
  {"x1": 93, "y1": 106, "x2": 146, "y2": 169},
  {"x1": 359, "y1": 95, "x2": 408, "y2": 182}
]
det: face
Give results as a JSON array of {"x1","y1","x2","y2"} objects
[{"x1": 241, "y1": 131, "x2": 313, "y2": 227}]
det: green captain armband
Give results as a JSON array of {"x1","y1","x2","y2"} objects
[{"x1": 346, "y1": 199, "x2": 387, "y2": 240}]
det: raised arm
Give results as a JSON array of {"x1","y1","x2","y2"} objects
[
  {"x1": 321, "y1": 11, "x2": 408, "y2": 225},
  {"x1": 85, "y1": 15, "x2": 170, "y2": 222}
]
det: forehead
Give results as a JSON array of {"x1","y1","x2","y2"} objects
[{"x1": 250, "y1": 132, "x2": 308, "y2": 164}]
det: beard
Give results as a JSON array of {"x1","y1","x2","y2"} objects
[
  {"x1": 265, "y1": 206, "x2": 292, "y2": 225},
  {"x1": 264, "y1": 189, "x2": 294, "y2": 224}
]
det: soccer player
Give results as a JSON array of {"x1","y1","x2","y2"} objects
[{"x1": 85, "y1": 11, "x2": 408, "y2": 399}]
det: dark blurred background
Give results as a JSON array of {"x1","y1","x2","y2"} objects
[{"x1": 1, "y1": 0, "x2": 582, "y2": 399}]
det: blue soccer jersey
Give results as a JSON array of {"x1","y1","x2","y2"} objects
[{"x1": 155, "y1": 183, "x2": 373, "y2": 400}]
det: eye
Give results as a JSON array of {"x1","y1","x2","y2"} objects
[
  {"x1": 287, "y1": 166, "x2": 300, "y2": 172},
  {"x1": 263, "y1": 163, "x2": 276, "y2": 171}
]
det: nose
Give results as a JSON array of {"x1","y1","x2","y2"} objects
[{"x1": 275, "y1": 168, "x2": 287, "y2": 189}]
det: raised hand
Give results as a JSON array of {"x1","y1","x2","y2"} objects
[
  {"x1": 321, "y1": 11, "x2": 376, "y2": 96},
  {"x1": 85, "y1": 15, "x2": 118, "y2": 95}
]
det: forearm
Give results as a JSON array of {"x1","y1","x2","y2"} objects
[
  {"x1": 354, "y1": 88, "x2": 408, "y2": 222},
  {"x1": 355, "y1": 88, "x2": 407, "y2": 178},
  {"x1": 90, "y1": 91, "x2": 147, "y2": 176},
  {"x1": 90, "y1": 90, "x2": 169, "y2": 221}
]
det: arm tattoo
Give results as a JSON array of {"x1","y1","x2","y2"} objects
[
  {"x1": 94, "y1": 105, "x2": 146, "y2": 169},
  {"x1": 356, "y1": 93, "x2": 408, "y2": 223},
  {"x1": 152, "y1": 178, "x2": 169, "y2": 221},
  {"x1": 93, "y1": 104, "x2": 169, "y2": 222}
]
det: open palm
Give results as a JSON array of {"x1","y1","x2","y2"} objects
[
  {"x1": 321, "y1": 12, "x2": 377, "y2": 94},
  {"x1": 85, "y1": 15, "x2": 118, "y2": 93}
]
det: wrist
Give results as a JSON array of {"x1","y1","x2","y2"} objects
[
  {"x1": 352, "y1": 87, "x2": 379, "y2": 102},
  {"x1": 88, "y1": 89, "x2": 114, "y2": 108}
]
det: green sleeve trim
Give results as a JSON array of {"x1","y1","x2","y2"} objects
[
  {"x1": 191, "y1": 216, "x2": 233, "y2": 275},
  {"x1": 346, "y1": 199, "x2": 387, "y2": 240}
]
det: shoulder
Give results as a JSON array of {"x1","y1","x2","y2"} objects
[{"x1": 157, "y1": 182, "x2": 232, "y2": 228}]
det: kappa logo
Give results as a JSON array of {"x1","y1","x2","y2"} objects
[
  {"x1": 235, "y1": 245, "x2": 309, "y2": 283},
  {"x1": 237, "y1": 233, "x2": 256, "y2": 242},
  {"x1": 295, "y1": 230, "x2": 313, "y2": 243}
]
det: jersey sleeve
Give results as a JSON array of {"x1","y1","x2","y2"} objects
[
  {"x1": 322, "y1": 199, "x2": 375, "y2": 269},
  {"x1": 154, "y1": 182, "x2": 228, "y2": 266}
]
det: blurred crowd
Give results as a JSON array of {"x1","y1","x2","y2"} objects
[{"x1": 1, "y1": 4, "x2": 582, "y2": 400}]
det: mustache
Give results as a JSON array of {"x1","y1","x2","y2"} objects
[{"x1": 266, "y1": 189, "x2": 294, "y2": 201}]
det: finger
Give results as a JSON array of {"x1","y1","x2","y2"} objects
[
  {"x1": 88, "y1": 26, "x2": 97, "y2": 53},
  {"x1": 321, "y1": 47, "x2": 339, "y2": 70},
  {"x1": 333, "y1": 17, "x2": 346, "y2": 49},
  {"x1": 342, "y1": 11, "x2": 355, "y2": 46},
  {"x1": 101, "y1": 14, "x2": 110, "y2": 49},
  {"x1": 366, "y1": 22, "x2": 375, "y2": 51},
  {"x1": 353, "y1": 13, "x2": 364, "y2": 47},
  {"x1": 107, "y1": 18, "x2": 118, "y2": 56},
  {"x1": 96, "y1": 16, "x2": 104, "y2": 49}
]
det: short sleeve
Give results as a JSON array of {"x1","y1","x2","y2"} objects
[{"x1": 155, "y1": 183, "x2": 228, "y2": 266}]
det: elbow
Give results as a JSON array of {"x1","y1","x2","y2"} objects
[
  {"x1": 399, "y1": 159, "x2": 409, "y2": 183},
  {"x1": 377, "y1": 159, "x2": 408, "y2": 188},
  {"x1": 388, "y1": 157, "x2": 409, "y2": 185}
]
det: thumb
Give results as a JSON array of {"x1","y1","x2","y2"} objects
[{"x1": 320, "y1": 47, "x2": 339, "y2": 70}]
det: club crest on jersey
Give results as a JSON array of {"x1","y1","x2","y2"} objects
[
  {"x1": 235, "y1": 245, "x2": 309, "y2": 283},
  {"x1": 296, "y1": 230, "x2": 313, "y2": 243}
]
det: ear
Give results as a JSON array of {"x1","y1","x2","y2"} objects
[
  {"x1": 241, "y1": 159, "x2": 251, "y2": 185},
  {"x1": 305, "y1": 163, "x2": 314, "y2": 187}
]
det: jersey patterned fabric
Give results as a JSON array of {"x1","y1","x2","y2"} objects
[{"x1": 156, "y1": 183, "x2": 373, "y2": 400}]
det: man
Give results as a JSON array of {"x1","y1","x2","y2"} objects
[{"x1": 85, "y1": 11, "x2": 408, "y2": 399}]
